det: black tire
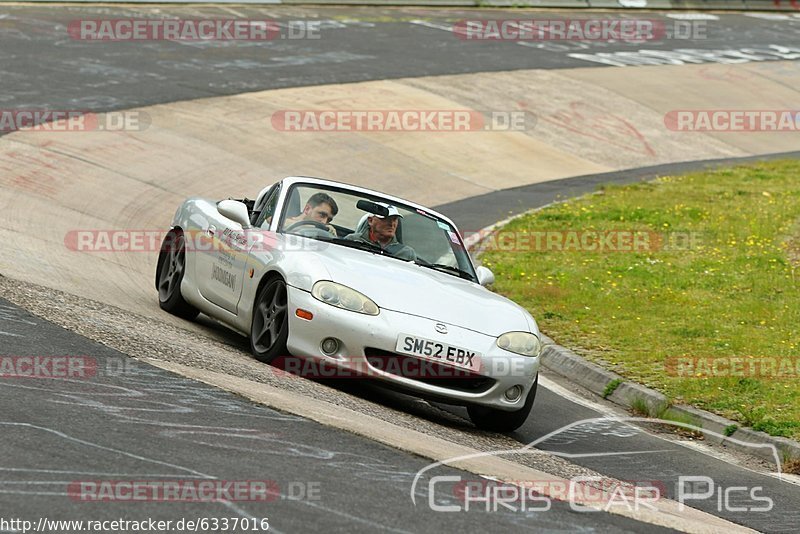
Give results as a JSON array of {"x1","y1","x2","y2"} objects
[
  {"x1": 250, "y1": 276, "x2": 289, "y2": 363},
  {"x1": 156, "y1": 230, "x2": 199, "y2": 320},
  {"x1": 467, "y1": 377, "x2": 538, "y2": 433}
]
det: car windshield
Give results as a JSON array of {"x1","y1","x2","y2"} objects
[{"x1": 277, "y1": 183, "x2": 477, "y2": 282}]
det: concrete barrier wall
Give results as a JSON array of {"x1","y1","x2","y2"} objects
[{"x1": 2, "y1": 61, "x2": 798, "y2": 319}]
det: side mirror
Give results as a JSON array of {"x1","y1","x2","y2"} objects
[
  {"x1": 218, "y1": 199, "x2": 251, "y2": 229},
  {"x1": 476, "y1": 266, "x2": 495, "y2": 286}
]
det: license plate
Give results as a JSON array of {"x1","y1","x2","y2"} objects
[{"x1": 395, "y1": 334, "x2": 482, "y2": 372}]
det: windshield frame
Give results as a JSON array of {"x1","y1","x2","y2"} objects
[{"x1": 274, "y1": 180, "x2": 478, "y2": 281}]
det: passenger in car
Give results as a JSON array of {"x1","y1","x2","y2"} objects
[{"x1": 345, "y1": 204, "x2": 416, "y2": 261}]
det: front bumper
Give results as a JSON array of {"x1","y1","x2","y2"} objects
[{"x1": 285, "y1": 285, "x2": 539, "y2": 411}]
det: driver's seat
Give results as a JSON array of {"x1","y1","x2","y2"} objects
[
  {"x1": 285, "y1": 190, "x2": 302, "y2": 220},
  {"x1": 353, "y1": 214, "x2": 403, "y2": 243}
]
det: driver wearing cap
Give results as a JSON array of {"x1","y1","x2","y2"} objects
[{"x1": 345, "y1": 203, "x2": 416, "y2": 261}]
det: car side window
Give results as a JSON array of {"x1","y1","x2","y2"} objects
[{"x1": 254, "y1": 185, "x2": 281, "y2": 228}]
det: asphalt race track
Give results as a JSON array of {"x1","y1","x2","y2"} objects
[
  {"x1": 2, "y1": 4, "x2": 800, "y2": 533},
  {"x1": 1, "y1": 297, "x2": 679, "y2": 533},
  {"x1": 1, "y1": 5, "x2": 800, "y2": 115}
]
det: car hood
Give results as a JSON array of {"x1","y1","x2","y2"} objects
[{"x1": 286, "y1": 241, "x2": 533, "y2": 337}]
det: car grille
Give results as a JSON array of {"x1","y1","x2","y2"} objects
[{"x1": 364, "y1": 348, "x2": 495, "y2": 393}]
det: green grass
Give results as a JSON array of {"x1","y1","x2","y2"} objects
[
  {"x1": 627, "y1": 397, "x2": 703, "y2": 438},
  {"x1": 629, "y1": 397, "x2": 653, "y2": 417},
  {"x1": 602, "y1": 378, "x2": 623, "y2": 399},
  {"x1": 724, "y1": 424, "x2": 739, "y2": 437},
  {"x1": 482, "y1": 160, "x2": 800, "y2": 440}
]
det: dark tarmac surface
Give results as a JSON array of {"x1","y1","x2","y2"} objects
[
  {"x1": 0, "y1": 298, "x2": 677, "y2": 533},
  {"x1": 2, "y1": 5, "x2": 800, "y2": 117},
  {"x1": 2, "y1": 4, "x2": 800, "y2": 532}
]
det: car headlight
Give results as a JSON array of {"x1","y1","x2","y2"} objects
[
  {"x1": 312, "y1": 281, "x2": 379, "y2": 315},
  {"x1": 496, "y1": 332, "x2": 541, "y2": 357}
]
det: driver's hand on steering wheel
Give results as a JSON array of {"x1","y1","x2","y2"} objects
[{"x1": 285, "y1": 219, "x2": 336, "y2": 236}]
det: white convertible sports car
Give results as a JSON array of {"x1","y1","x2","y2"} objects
[{"x1": 156, "y1": 176, "x2": 542, "y2": 431}]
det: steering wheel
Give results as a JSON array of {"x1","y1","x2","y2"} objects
[{"x1": 285, "y1": 220, "x2": 332, "y2": 232}]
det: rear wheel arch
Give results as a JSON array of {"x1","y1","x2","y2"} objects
[
  {"x1": 155, "y1": 227, "x2": 199, "y2": 320},
  {"x1": 155, "y1": 227, "x2": 183, "y2": 290}
]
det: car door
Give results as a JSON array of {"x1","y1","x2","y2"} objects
[{"x1": 195, "y1": 203, "x2": 249, "y2": 315}]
